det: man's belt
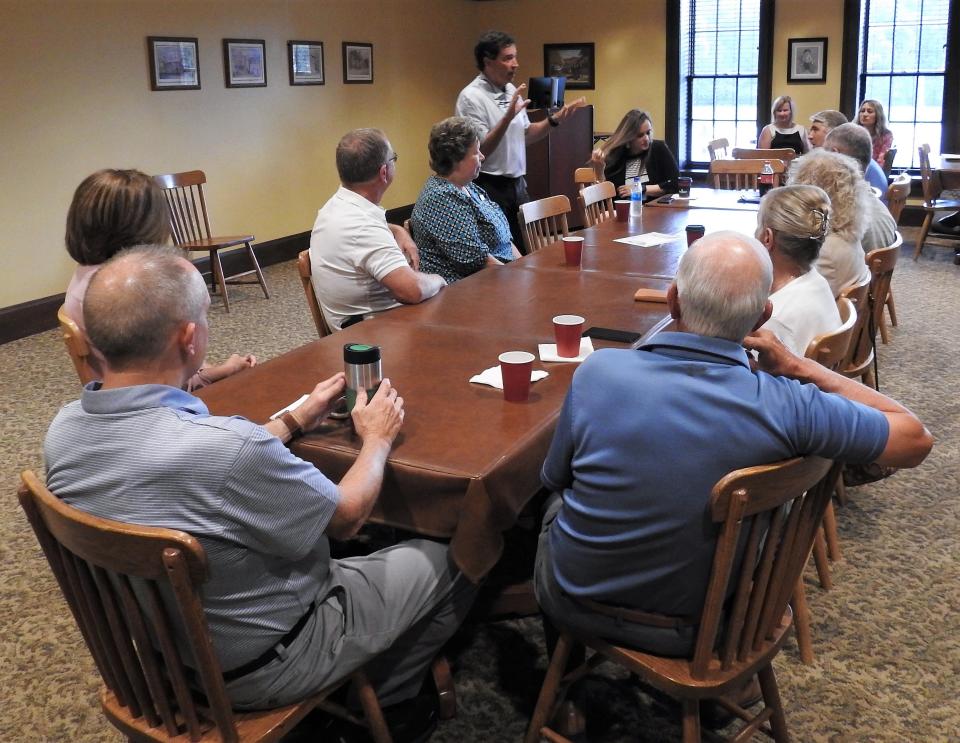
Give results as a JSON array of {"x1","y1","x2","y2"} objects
[
  {"x1": 222, "y1": 602, "x2": 317, "y2": 682},
  {"x1": 569, "y1": 595, "x2": 697, "y2": 630}
]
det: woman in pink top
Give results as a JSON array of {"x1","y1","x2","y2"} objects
[
  {"x1": 857, "y1": 99, "x2": 894, "y2": 168},
  {"x1": 64, "y1": 169, "x2": 255, "y2": 388}
]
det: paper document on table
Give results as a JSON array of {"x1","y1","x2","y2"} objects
[
  {"x1": 269, "y1": 394, "x2": 308, "y2": 420},
  {"x1": 614, "y1": 232, "x2": 683, "y2": 248}
]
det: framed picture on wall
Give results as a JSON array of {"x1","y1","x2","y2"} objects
[
  {"x1": 223, "y1": 39, "x2": 267, "y2": 87},
  {"x1": 543, "y1": 43, "x2": 595, "y2": 90},
  {"x1": 787, "y1": 37, "x2": 827, "y2": 83},
  {"x1": 342, "y1": 42, "x2": 373, "y2": 84},
  {"x1": 147, "y1": 36, "x2": 200, "y2": 91},
  {"x1": 288, "y1": 41, "x2": 324, "y2": 85}
]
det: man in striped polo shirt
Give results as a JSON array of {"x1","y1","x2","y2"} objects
[{"x1": 44, "y1": 245, "x2": 474, "y2": 739}]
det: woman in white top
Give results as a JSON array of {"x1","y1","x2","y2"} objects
[
  {"x1": 787, "y1": 150, "x2": 872, "y2": 297},
  {"x1": 757, "y1": 95, "x2": 810, "y2": 156},
  {"x1": 756, "y1": 185, "x2": 841, "y2": 356}
]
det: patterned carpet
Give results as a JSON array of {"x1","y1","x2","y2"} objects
[{"x1": 1, "y1": 229, "x2": 957, "y2": 741}]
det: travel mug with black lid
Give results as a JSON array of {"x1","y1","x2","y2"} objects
[{"x1": 344, "y1": 343, "x2": 382, "y2": 412}]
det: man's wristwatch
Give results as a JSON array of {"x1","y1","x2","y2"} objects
[
  {"x1": 547, "y1": 114, "x2": 560, "y2": 127},
  {"x1": 280, "y1": 411, "x2": 302, "y2": 440}
]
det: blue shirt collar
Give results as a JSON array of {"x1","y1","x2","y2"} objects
[
  {"x1": 81, "y1": 382, "x2": 209, "y2": 416},
  {"x1": 639, "y1": 331, "x2": 752, "y2": 369}
]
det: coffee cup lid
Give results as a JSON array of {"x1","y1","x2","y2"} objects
[{"x1": 344, "y1": 343, "x2": 381, "y2": 363}]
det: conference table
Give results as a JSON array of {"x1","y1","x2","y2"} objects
[{"x1": 196, "y1": 193, "x2": 760, "y2": 583}]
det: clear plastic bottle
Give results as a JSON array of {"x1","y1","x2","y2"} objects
[
  {"x1": 629, "y1": 176, "x2": 643, "y2": 218},
  {"x1": 758, "y1": 160, "x2": 775, "y2": 196}
]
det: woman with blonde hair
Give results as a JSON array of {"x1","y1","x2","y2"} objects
[
  {"x1": 758, "y1": 95, "x2": 810, "y2": 155},
  {"x1": 857, "y1": 99, "x2": 894, "y2": 168},
  {"x1": 756, "y1": 185, "x2": 841, "y2": 356},
  {"x1": 589, "y1": 109, "x2": 679, "y2": 199},
  {"x1": 64, "y1": 168, "x2": 255, "y2": 387},
  {"x1": 787, "y1": 150, "x2": 872, "y2": 296}
]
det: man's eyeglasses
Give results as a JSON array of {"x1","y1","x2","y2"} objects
[{"x1": 386, "y1": 152, "x2": 399, "y2": 164}]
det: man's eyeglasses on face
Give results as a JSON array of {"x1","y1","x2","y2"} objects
[{"x1": 386, "y1": 152, "x2": 399, "y2": 164}]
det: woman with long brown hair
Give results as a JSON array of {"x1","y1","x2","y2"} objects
[{"x1": 589, "y1": 109, "x2": 679, "y2": 200}]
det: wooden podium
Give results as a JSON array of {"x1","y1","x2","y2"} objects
[{"x1": 525, "y1": 104, "x2": 594, "y2": 229}]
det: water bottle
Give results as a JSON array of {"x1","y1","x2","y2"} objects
[
  {"x1": 629, "y1": 176, "x2": 643, "y2": 218},
  {"x1": 758, "y1": 160, "x2": 775, "y2": 196},
  {"x1": 344, "y1": 343, "x2": 382, "y2": 412}
]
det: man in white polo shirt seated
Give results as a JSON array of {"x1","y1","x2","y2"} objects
[{"x1": 310, "y1": 128, "x2": 446, "y2": 330}]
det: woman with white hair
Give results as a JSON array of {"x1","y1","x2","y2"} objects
[
  {"x1": 787, "y1": 150, "x2": 872, "y2": 296},
  {"x1": 756, "y1": 185, "x2": 842, "y2": 356}
]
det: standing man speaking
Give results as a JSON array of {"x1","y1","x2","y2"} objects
[{"x1": 456, "y1": 31, "x2": 578, "y2": 252}]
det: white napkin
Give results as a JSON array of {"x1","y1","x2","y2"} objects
[
  {"x1": 470, "y1": 366, "x2": 549, "y2": 390},
  {"x1": 538, "y1": 336, "x2": 595, "y2": 363},
  {"x1": 270, "y1": 394, "x2": 309, "y2": 420},
  {"x1": 614, "y1": 232, "x2": 684, "y2": 247}
]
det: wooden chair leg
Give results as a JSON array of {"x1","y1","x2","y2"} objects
[
  {"x1": 245, "y1": 242, "x2": 271, "y2": 299},
  {"x1": 822, "y1": 501, "x2": 842, "y2": 562},
  {"x1": 812, "y1": 531, "x2": 832, "y2": 590},
  {"x1": 835, "y1": 477, "x2": 847, "y2": 507},
  {"x1": 210, "y1": 250, "x2": 230, "y2": 312},
  {"x1": 681, "y1": 698, "x2": 701, "y2": 743},
  {"x1": 757, "y1": 664, "x2": 789, "y2": 742},
  {"x1": 352, "y1": 669, "x2": 392, "y2": 743},
  {"x1": 791, "y1": 578, "x2": 814, "y2": 664},
  {"x1": 878, "y1": 308, "x2": 890, "y2": 345},
  {"x1": 914, "y1": 212, "x2": 933, "y2": 260},
  {"x1": 525, "y1": 633, "x2": 574, "y2": 743},
  {"x1": 886, "y1": 286, "x2": 897, "y2": 327}
]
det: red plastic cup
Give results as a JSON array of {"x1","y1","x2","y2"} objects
[
  {"x1": 499, "y1": 351, "x2": 535, "y2": 402},
  {"x1": 553, "y1": 315, "x2": 585, "y2": 358},
  {"x1": 614, "y1": 200, "x2": 630, "y2": 222},
  {"x1": 685, "y1": 224, "x2": 705, "y2": 246},
  {"x1": 562, "y1": 236, "x2": 584, "y2": 267}
]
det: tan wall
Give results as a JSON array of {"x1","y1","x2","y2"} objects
[
  {"x1": 0, "y1": 0, "x2": 848, "y2": 310},
  {"x1": 771, "y1": 0, "x2": 846, "y2": 124},
  {"x1": 0, "y1": 0, "x2": 476, "y2": 308}
]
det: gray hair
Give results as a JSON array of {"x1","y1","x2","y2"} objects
[
  {"x1": 824, "y1": 122, "x2": 873, "y2": 173},
  {"x1": 428, "y1": 117, "x2": 481, "y2": 177},
  {"x1": 757, "y1": 185, "x2": 831, "y2": 271},
  {"x1": 84, "y1": 245, "x2": 208, "y2": 369},
  {"x1": 809, "y1": 110, "x2": 848, "y2": 130},
  {"x1": 787, "y1": 150, "x2": 869, "y2": 242},
  {"x1": 336, "y1": 128, "x2": 391, "y2": 185},
  {"x1": 675, "y1": 230, "x2": 773, "y2": 342}
]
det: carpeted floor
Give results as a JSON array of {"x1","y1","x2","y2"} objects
[{"x1": 1, "y1": 229, "x2": 957, "y2": 741}]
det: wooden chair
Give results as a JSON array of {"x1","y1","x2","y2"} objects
[
  {"x1": 710, "y1": 159, "x2": 786, "y2": 190},
  {"x1": 707, "y1": 138, "x2": 729, "y2": 160},
  {"x1": 525, "y1": 456, "x2": 840, "y2": 743},
  {"x1": 297, "y1": 250, "x2": 332, "y2": 338},
  {"x1": 578, "y1": 181, "x2": 616, "y2": 228},
  {"x1": 732, "y1": 147, "x2": 797, "y2": 163},
  {"x1": 17, "y1": 470, "x2": 392, "y2": 743},
  {"x1": 867, "y1": 233, "x2": 901, "y2": 346},
  {"x1": 57, "y1": 305, "x2": 96, "y2": 385},
  {"x1": 886, "y1": 173, "x2": 911, "y2": 224},
  {"x1": 792, "y1": 297, "x2": 857, "y2": 664},
  {"x1": 838, "y1": 275, "x2": 874, "y2": 385},
  {"x1": 574, "y1": 167, "x2": 599, "y2": 191},
  {"x1": 914, "y1": 144, "x2": 960, "y2": 260},
  {"x1": 518, "y1": 195, "x2": 571, "y2": 253},
  {"x1": 154, "y1": 170, "x2": 270, "y2": 312}
]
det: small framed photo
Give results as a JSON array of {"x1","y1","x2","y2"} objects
[
  {"x1": 342, "y1": 42, "x2": 373, "y2": 84},
  {"x1": 147, "y1": 36, "x2": 200, "y2": 91},
  {"x1": 543, "y1": 43, "x2": 595, "y2": 90},
  {"x1": 787, "y1": 37, "x2": 827, "y2": 83},
  {"x1": 288, "y1": 41, "x2": 324, "y2": 85},
  {"x1": 223, "y1": 39, "x2": 266, "y2": 88}
]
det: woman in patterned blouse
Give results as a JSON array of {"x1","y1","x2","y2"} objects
[{"x1": 411, "y1": 117, "x2": 520, "y2": 284}]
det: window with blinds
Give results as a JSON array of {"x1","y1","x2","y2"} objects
[
  {"x1": 679, "y1": 0, "x2": 762, "y2": 166},
  {"x1": 858, "y1": 0, "x2": 950, "y2": 169}
]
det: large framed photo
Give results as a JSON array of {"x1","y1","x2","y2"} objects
[
  {"x1": 288, "y1": 41, "x2": 324, "y2": 85},
  {"x1": 787, "y1": 37, "x2": 827, "y2": 84},
  {"x1": 148, "y1": 36, "x2": 200, "y2": 91},
  {"x1": 223, "y1": 39, "x2": 266, "y2": 88},
  {"x1": 342, "y1": 42, "x2": 373, "y2": 84},
  {"x1": 543, "y1": 43, "x2": 595, "y2": 90}
]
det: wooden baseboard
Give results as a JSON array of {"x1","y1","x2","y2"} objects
[{"x1": 0, "y1": 231, "x2": 310, "y2": 346}]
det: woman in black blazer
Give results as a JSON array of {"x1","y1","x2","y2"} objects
[{"x1": 590, "y1": 109, "x2": 680, "y2": 200}]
